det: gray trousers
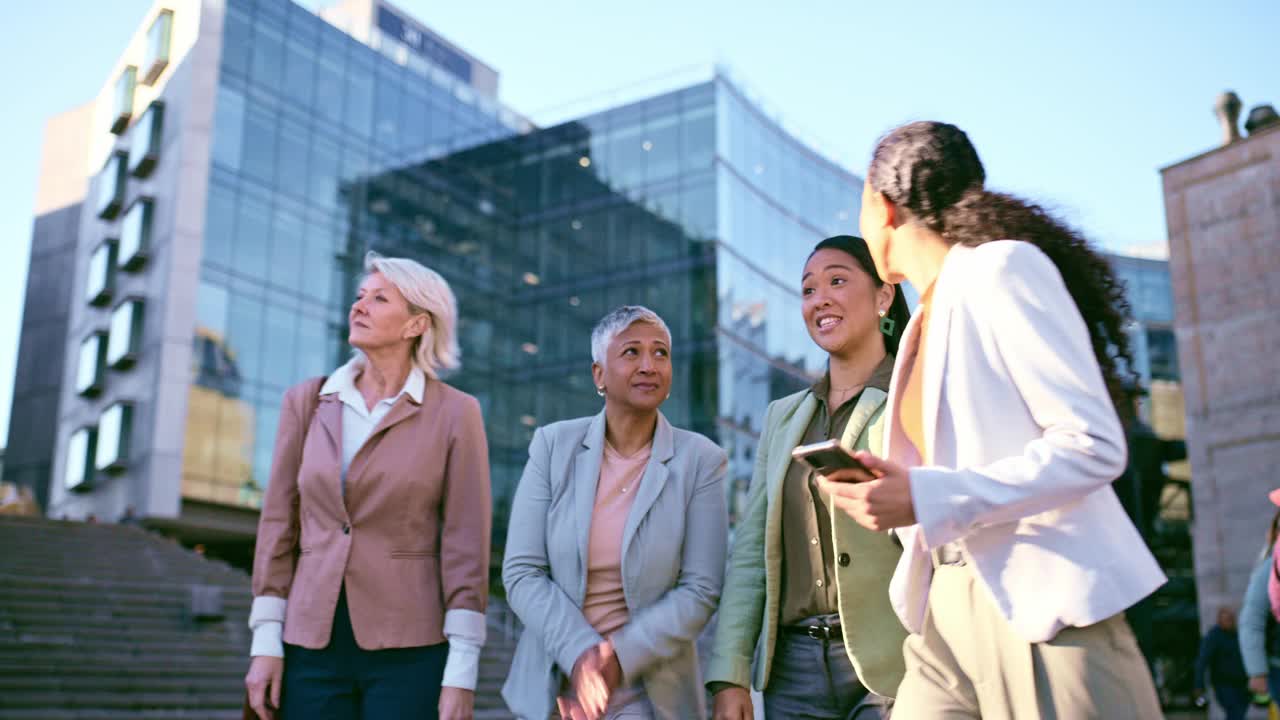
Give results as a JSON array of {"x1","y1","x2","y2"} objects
[{"x1": 763, "y1": 615, "x2": 892, "y2": 720}]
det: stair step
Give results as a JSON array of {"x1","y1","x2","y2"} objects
[
  {"x1": 0, "y1": 709, "x2": 243, "y2": 720},
  {"x1": 0, "y1": 516, "x2": 520, "y2": 719},
  {"x1": 0, "y1": 690, "x2": 244, "y2": 710}
]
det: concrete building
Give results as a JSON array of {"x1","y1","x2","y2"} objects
[{"x1": 1161, "y1": 96, "x2": 1280, "y2": 629}]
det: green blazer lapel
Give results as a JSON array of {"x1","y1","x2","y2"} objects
[
  {"x1": 839, "y1": 388, "x2": 888, "y2": 452},
  {"x1": 767, "y1": 393, "x2": 818, "y2": 502}
]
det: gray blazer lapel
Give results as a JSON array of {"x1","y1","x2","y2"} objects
[
  {"x1": 573, "y1": 411, "x2": 608, "y2": 586},
  {"x1": 620, "y1": 413, "x2": 676, "y2": 556}
]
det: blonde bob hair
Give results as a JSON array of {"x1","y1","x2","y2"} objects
[{"x1": 352, "y1": 252, "x2": 460, "y2": 378}]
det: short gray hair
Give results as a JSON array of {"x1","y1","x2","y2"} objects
[
  {"x1": 353, "y1": 251, "x2": 460, "y2": 378},
  {"x1": 591, "y1": 305, "x2": 672, "y2": 366}
]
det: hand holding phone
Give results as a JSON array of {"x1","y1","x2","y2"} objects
[{"x1": 790, "y1": 440, "x2": 873, "y2": 479}]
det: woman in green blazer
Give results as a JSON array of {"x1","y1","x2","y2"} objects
[{"x1": 707, "y1": 236, "x2": 911, "y2": 720}]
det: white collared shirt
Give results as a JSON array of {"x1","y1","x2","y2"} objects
[
  {"x1": 320, "y1": 358, "x2": 425, "y2": 490},
  {"x1": 249, "y1": 359, "x2": 485, "y2": 690}
]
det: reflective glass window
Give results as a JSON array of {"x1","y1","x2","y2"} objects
[
  {"x1": 212, "y1": 85, "x2": 246, "y2": 171},
  {"x1": 65, "y1": 427, "x2": 98, "y2": 491},
  {"x1": 106, "y1": 299, "x2": 145, "y2": 369},
  {"x1": 111, "y1": 66, "x2": 137, "y2": 134},
  {"x1": 97, "y1": 153, "x2": 127, "y2": 219},
  {"x1": 95, "y1": 403, "x2": 134, "y2": 472},
  {"x1": 87, "y1": 241, "x2": 117, "y2": 306},
  {"x1": 142, "y1": 10, "x2": 173, "y2": 85},
  {"x1": 76, "y1": 332, "x2": 107, "y2": 396},
  {"x1": 118, "y1": 199, "x2": 154, "y2": 271},
  {"x1": 129, "y1": 102, "x2": 164, "y2": 177},
  {"x1": 203, "y1": 182, "x2": 236, "y2": 268}
]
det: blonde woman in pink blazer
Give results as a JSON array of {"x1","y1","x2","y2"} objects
[{"x1": 245, "y1": 253, "x2": 491, "y2": 720}]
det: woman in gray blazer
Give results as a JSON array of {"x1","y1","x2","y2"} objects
[{"x1": 502, "y1": 305, "x2": 729, "y2": 720}]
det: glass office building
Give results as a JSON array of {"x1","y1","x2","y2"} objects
[
  {"x1": 342, "y1": 80, "x2": 862, "y2": 538},
  {"x1": 23, "y1": 0, "x2": 863, "y2": 558}
]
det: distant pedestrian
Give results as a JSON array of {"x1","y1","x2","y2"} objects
[{"x1": 1195, "y1": 607, "x2": 1250, "y2": 720}]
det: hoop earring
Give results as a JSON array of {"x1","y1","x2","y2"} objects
[
  {"x1": 596, "y1": 386, "x2": 606, "y2": 397},
  {"x1": 878, "y1": 308, "x2": 896, "y2": 337}
]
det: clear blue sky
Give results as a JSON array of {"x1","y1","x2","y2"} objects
[{"x1": 1, "y1": 0, "x2": 1275, "y2": 442}]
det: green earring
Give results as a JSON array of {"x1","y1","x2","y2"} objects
[{"x1": 878, "y1": 310, "x2": 896, "y2": 337}]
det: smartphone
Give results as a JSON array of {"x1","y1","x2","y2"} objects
[{"x1": 790, "y1": 439, "x2": 871, "y2": 477}]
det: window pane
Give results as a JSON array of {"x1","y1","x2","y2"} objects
[
  {"x1": 95, "y1": 403, "x2": 133, "y2": 472},
  {"x1": 97, "y1": 154, "x2": 126, "y2": 219},
  {"x1": 106, "y1": 300, "x2": 144, "y2": 368},
  {"x1": 76, "y1": 334, "x2": 105, "y2": 396},
  {"x1": 212, "y1": 85, "x2": 246, "y2": 171},
  {"x1": 203, "y1": 182, "x2": 236, "y2": 268},
  {"x1": 143, "y1": 10, "x2": 173, "y2": 83},
  {"x1": 196, "y1": 281, "x2": 230, "y2": 338},
  {"x1": 314, "y1": 42, "x2": 345, "y2": 126},
  {"x1": 283, "y1": 39, "x2": 316, "y2": 108},
  {"x1": 221, "y1": 5, "x2": 252, "y2": 76},
  {"x1": 227, "y1": 291, "x2": 266, "y2": 387},
  {"x1": 241, "y1": 105, "x2": 277, "y2": 184},
  {"x1": 119, "y1": 199, "x2": 153, "y2": 271},
  {"x1": 87, "y1": 242, "x2": 116, "y2": 305},
  {"x1": 276, "y1": 118, "x2": 310, "y2": 195},
  {"x1": 250, "y1": 22, "x2": 285, "y2": 93},
  {"x1": 261, "y1": 305, "x2": 298, "y2": 389},
  {"x1": 234, "y1": 195, "x2": 271, "y2": 281},
  {"x1": 66, "y1": 428, "x2": 97, "y2": 491},
  {"x1": 129, "y1": 103, "x2": 163, "y2": 176},
  {"x1": 296, "y1": 314, "x2": 331, "y2": 379},
  {"x1": 309, "y1": 135, "x2": 341, "y2": 210},
  {"x1": 269, "y1": 207, "x2": 304, "y2": 293},
  {"x1": 111, "y1": 66, "x2": 136, "y2": 134},
  {"x1": 345, "y1": 59, "x2": 375, "y2": 138}
]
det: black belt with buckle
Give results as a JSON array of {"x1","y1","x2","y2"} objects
[{"x1": 783, "y1": 623, "x2": 841, "y2": 641}]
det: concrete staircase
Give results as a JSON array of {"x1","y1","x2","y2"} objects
[{"x1": 0, "y1": 515, "x2": 519, "y2": 719}]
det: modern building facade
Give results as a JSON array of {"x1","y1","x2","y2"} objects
[
  {"x1": 11, "y1": 0, "x2": 863, "y2": 560},
  {"x1": 1161, "y1": 107, "x2": 1280, "y2": 634},
  {"x1": 3, "y1": 105, "x2": 95, "y2": 512}
]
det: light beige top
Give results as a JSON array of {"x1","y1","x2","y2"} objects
[
  {"x1": 583, "y1": 441, "x2": 651, "y2": 638},
  {"x1": 900, "y1": 282, "x2": 936, "y2": 460}
]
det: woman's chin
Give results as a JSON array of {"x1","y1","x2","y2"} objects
[{"x1": 811, "y1": 333, "x2": 850, "y2": 356}]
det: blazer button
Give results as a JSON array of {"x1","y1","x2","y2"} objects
[
  {"x1": 838, "y1": 552, "x2": 850, "y2": 567},
  {"x1": 341, "y1": 523, "x2": 350, "y2": 535}
]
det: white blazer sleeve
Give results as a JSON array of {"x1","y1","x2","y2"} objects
[{"x1": 911, "y1": 243, "x2": 1128, "y2": 548}]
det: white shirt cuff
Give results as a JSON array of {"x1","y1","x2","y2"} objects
[
  {"x1": 441, "y1": 608, "x2": 487, "y2": 690},
  {"x1": 248, "y1": 596, "x2": 287, "y2": 658},
  {"x1": 249, "y1": 595, "x2": 287, "y2": 627},
  {"x1": 250, "y1": 621, "x2": 284, "y2": 657}
]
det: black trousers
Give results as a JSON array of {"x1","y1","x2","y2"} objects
[{"x1": 282, "y1": 589, "x2": 448, "y2": 719}]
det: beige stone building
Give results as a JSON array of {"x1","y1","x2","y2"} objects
[{"x1": 1160, "y1": 98, "x2": 1280, "y2": 627}]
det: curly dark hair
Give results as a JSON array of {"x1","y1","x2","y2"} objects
[{"x1": 867, "y1": 121, "x2": 1136, "y2": 414}]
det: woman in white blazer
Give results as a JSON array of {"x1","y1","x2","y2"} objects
[
  {"x1": 817, "y1": 121, "x2": 1166, "y2": 719},
  {"x1": 502, "y1": 305, "x2": 728, "y2": 720}
]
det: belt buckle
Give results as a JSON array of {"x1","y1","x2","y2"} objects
[{"x1": 806, "y1": 625, "x2": 830, "y2": 641}]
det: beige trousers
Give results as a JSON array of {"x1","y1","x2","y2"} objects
[{"x1": 892, "y1": 564, "x2": 1163, "y2": 719}]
